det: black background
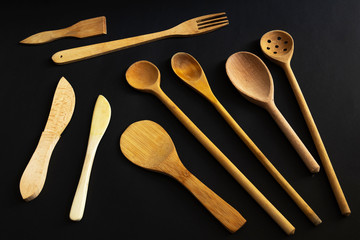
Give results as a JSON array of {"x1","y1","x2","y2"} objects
[{"x1": 2, "y1": 1, "x2": 359, "y2": 239}]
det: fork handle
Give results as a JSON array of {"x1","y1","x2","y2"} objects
[{"x1": 52, "y1": 29, "x2": 174, "y2": 64}]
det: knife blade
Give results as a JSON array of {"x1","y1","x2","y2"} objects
[
  {"x1": 20, "y1": 16, "x2": 107, "y2": 44},
  {"x1": 19, "y1": 77, "x2": 75, "y2": 201}
]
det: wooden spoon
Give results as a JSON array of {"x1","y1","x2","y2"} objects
[
  {"x1": 69, "y1": 95, "x2": 111, "y2": 221},
  {"x1": 120, "y1": 120, "x2": 246, "y2": 233},
  {"x1": 225, "y1": 51, "x2": 319, "y2": 173},
  {"x1": 260, "y1": 30, "x2": 351, "y2": 216},
  {"x1": 171, "y1": 52, "x2": 321, "y2": 225},
  {"x1": 126, "y1": 61, "x2": 295, "y2": 235}
]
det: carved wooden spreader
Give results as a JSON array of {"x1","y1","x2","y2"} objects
[{"x1": 19, "y1": 77, "x2": 75, "y2": 201}]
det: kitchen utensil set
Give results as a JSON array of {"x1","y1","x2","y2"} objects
[
  {"x1": 19, "y1": 13, "x2": 350, "y2": 235},
  {"x1": 125, "y1": 60, "x2": 294, "y2": 234},
  {"x1": 172, "y1": 52, "x2": 321, "y2": 225}
]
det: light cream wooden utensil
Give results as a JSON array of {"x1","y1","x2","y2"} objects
[
  {"x1": 52, "y1": 13, "x2": 228, "y2": 64},
  {"x1": 19, "y1": 77, "x2": 75, "y2": 201},
  {"x1": 125, "y1": 61, "x2": 295, "y2": 235},
  {"x1": 225, "y1": 51, "x2": 319, "y2": 173},
  {"x1": 120, "y1": 120, "x2": 246, "y2": 233},
  {"x1": 172, "y1": 52, "x2": 321, "y2": 225},
  {"x1": 260, "y1": 30, "x2": 351, "y2": 216},
  {"x1": 20, "y1": 16, "x2": 107, "y2": 44},
  {"x1": 70, "y1": 95, "x2": 111, "y2": 221}
]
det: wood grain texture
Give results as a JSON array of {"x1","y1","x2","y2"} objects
[
  {"x1": 19, "y1": 77, "x2": 75, "y2": 201},
  {"x1": 70, "y1": 95, "x2": 111, "y2": 221},
  {"x1": 20, "y1": 16, "x2": 106, "y2": 44},
  {"x1": 225, "y1": 52, "x2": 320, "y2": 173},
  {"x1": 260, "y1": 30, "x2": 351, "y2": 216},
  {"x1": 120, "y1": 120, "x2": 245, "y2": 233},
  {"x1": 125, "y1": 61, "x2": 295, "y2": 235},
  {"x1": 172, "y1": 52, "x2": 321, "y2": 225},
  {"x1": 52, "y1": 13, "x2": 228, "y2": 64}
]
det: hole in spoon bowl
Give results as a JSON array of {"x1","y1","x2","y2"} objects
[{"x1": 261, "y1": 30, "x2": 294, "y2": 57}]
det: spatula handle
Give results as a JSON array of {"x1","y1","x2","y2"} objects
[
  {"x1": 19, "y1": 131, "x2": 60, "y2": 201},
  {"x1": 175, "y1": 168, "x2": 246, "y2": 233},
  {"x1": 155, "y1": 90, "x2": 295, "y2": 235},
  {"x1": 283, "y1": 63, "x2": 350, "y2": 216},
  {"x1": 265, "y1": 101, "x2": 320, "y2": 173}
]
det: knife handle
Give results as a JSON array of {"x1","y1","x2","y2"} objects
[
  {"x1": 69, "y1": 138, "x2": 100, "y2": 221},
  {"x1": 19, "y1": 131, "x2": 60, "y2": 201}
]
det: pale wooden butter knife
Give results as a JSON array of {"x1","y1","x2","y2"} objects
[{"x1": 69, "y1": 95, "x2": 111, "y2": 221}]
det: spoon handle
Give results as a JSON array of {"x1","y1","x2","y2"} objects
[
  {"x1": 265, "y1": 101, "x2": 320, "y2": 173},
  {"x1": 208, "y1": 98, "x2": 321, "y2": 225},
  {"x1": 154, "y1": 90, "x2": 295, "y2": 235},
  {"x1": 283, "y1": 64, "x2": 350, "y2": 216},
  {"x1": 172, "y1": 165, "x2": 246, "y2": 233}
]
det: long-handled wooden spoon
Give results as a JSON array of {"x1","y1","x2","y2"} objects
[
  {"x1": 120, "y1": 120, "x2": 246, "y2": 233},
  {"x1": 260, "y1": 30, "x2": 350, "y2": 216},
  {"x1": 225, "y1": 51, "x2": 319, "y2": 173},
  {"x1": 69, "y1": 95, "x2": 111, "y2": 221},
  {"x1": 126, "y1": 61, "x2": 295, "y2": 235},
  {"x1": 171, "y1": 52, "x2": 321, "y2": 225}
]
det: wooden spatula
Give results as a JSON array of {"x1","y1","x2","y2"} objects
[
  {"x1": 20, "y1": 16, "x2": 106, "y2": 44},
  {"x1": 120, "y1": 120, "x2": 246, "y2": 233}
]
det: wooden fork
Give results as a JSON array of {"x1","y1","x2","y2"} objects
[{"x1": 52, "y1": 13, "x2": 229, "y2": 64}]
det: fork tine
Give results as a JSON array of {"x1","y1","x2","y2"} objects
[
  {"x1": 198, "y1": 20, "x2": 229, "y2": 30},
  {"x1": 198, "y1": 16, "x2": 228, "y2": 27},
  {"x1": 196, "y1": 12, "x2": 227, "y2": 23}
]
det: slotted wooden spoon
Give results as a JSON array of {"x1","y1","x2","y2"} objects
[
  {"x1": 260, "y1": 30, "x2": 350, "y2": 216},
  {"x1": 120, "y1": 120, "x2": 246, "y2": 233}
]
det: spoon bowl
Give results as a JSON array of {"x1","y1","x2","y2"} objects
[
  {"x1": 225, "y1": 51, "x2": 319, "y2": 173},
  {"x1": 260, "y1": 30, "x2": 294, "y2": 65},
  {"x1": 171, "y1": 52, "x2": 203, "y2": 81},
  {"x1": 171, "y1": 52, "x2": 214, "y2": 98},
  {"x1": 226, "y1": 52, "x2": 273, "y2": 106},
  {"x1": 125, "y1": 60, "x2": 160, "y2": 91}
]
